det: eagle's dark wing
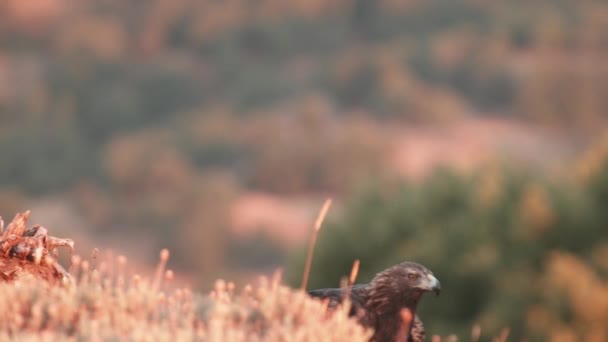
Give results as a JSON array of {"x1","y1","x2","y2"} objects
[{"x1": 308, "y1": 284, "x2": 369, "y2": 316}]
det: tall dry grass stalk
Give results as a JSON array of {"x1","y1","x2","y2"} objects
[
  {"x1": 493, "y1": 328, "x2": 510, "y2": 342},
  {"x1": 471, "y1": 324, "x2": 481, "y2": 342},
  {"x1": 349, "y1": 259, "x2": 360, "y2": 286},
  {"x1": 341, "y1": 259, "x2": 361, "y2": 306},
  {"x1": 396, "y1": 308, "x2": 413, "y2": 342},
  {"x1": 300, "y1": 198, "x2": 332, "y2": 291}
]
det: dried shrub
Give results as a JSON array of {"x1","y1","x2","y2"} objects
[{"x1": 0, "y1": 211, "x2": 73, "y2": 284}]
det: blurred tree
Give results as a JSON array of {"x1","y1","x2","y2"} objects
[
  {"x1": 352, "y1": 0, "x2": 379, "y2": 39},
  {"x1": 0, "y1": 124, "x2": 92, "y2": 194}
]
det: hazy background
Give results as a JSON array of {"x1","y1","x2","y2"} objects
[{"x1": 1, "y1": 0, "x2": 608, "y2": 340}]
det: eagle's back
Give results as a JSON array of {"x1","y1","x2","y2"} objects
[{"x1": 308, "y1": 284, "x2": 426, "y2": 342}]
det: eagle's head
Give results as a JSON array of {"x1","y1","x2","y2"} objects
[
  {"x1": 353, "y1": 262, "x2": 440, "y2": 342},
  {"x1": 392, "y1": 261, "x2": 441, "y2": 296},
  {"x1": 366, "y1": 261, "x2": 440, "y2": 314}
]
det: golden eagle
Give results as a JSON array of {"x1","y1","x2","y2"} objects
[{"x1": 308, "y1": 262, "x2": 440, "y2": 342}]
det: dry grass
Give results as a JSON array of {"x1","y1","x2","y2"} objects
[
  {"x1": 0, "y1": 251, "x2": 374, "y2": 341},
  {"x1": 0, "y1": 211, "x2": 372, "y2": 341}
]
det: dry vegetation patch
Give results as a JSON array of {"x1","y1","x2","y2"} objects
[{"x1": 0, "y1": 211, "x2": 371, "y2": 341}]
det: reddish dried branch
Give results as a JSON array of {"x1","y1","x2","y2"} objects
[{"x1": 0, "y1": 211, "x2": 74, "y2": 285}]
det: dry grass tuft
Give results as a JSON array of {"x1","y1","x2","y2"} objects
[
  {"x1": 0, "y1": 211, "x2": 371, "y2": 341},
  {"x1": 0, "y1": 251, "x2": 372, "y2": 341}
]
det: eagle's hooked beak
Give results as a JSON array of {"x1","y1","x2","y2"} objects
[
  {"x1": 425, "y1": 274, "x2": 441, "y2": 296},
  {"x1": 432, "y1": 278, "x2": 441, "y2": 296}
]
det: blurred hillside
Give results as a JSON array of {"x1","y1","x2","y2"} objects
[{"x1": 0, "y1": 1, "x2": 608, "y2": 338}]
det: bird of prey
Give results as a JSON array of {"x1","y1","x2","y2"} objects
[{"x1": 308, "y1": 261, "x2": 440, "y2": 342}]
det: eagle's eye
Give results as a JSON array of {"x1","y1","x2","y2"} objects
[{"x1": 407, "y1": 273, "x2": 419, "y2": 280}]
